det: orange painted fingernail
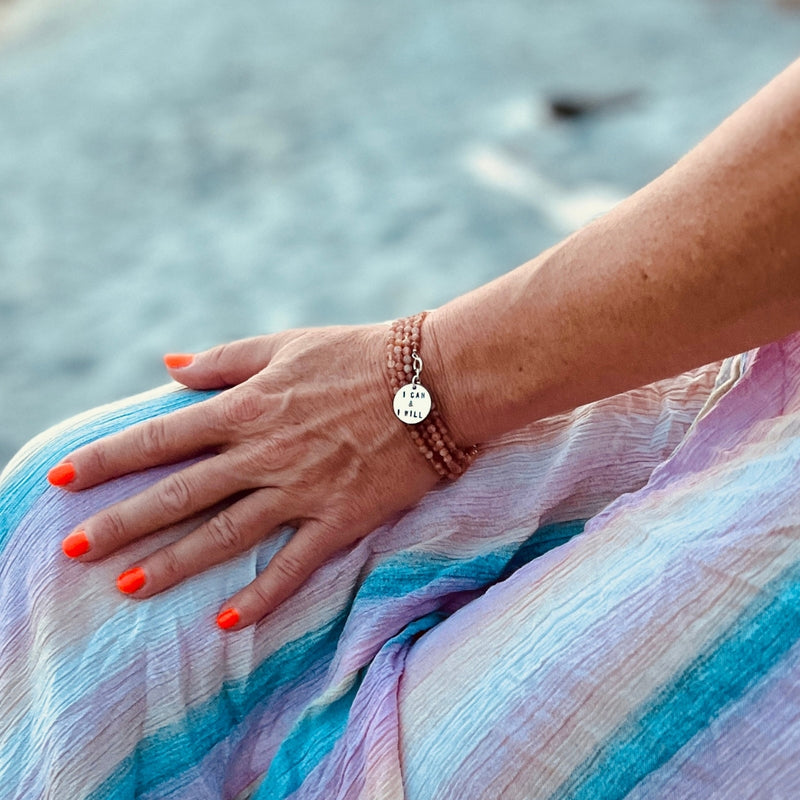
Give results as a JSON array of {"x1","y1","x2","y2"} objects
[
  {"x1": 47, "y1": 462, "x2": 76, "y2": 487},
  {"x1": 117, "y1": 567, "x2": 146, "y2": 594},
  {"x1": 216, "y1": 607, "x2": 240, "y2": 630},
  {"x1": 62, "y1": 530, "x2": 90, "y2": 558},
  {"x1": 163, "y1": 353, "x2": 194, "y2": 369}
]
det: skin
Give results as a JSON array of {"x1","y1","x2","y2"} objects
[{"x1": 55, "y1": 58, "x2": 800, "y2": 629}]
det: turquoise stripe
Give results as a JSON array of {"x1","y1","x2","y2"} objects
[
  {"x1": 552, "y1": 557, "x2": 800, "y2": 800},
  {"x1": 86, "y1": 520, "x2": 587, "y2": 797},
  {"x1": 500, "y1": 518, "x2": 587, "y2": 577},
  {"x1": 255, "y1": 659, "x2": 362, "y2": 800},
  {"x1": 0, "y1": 388, "x2": 216, "y2": 554},
  {"x1": 257, "y1": 612, "x2": 445, "y2": 800},
  {"x1": 88, "y1": 607, "x2": 349, "y2": 800},
  {"x1": 1, "y1": 379, "x2": 590, "y2": 797},
  {"x1": 358, "y1": 520, "x2": 587, "y2": 601},
  {"x1": 259, "y1": 521, "x2": 587, "y2": 799}
]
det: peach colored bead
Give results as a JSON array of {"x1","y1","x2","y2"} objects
[{"x1": 386, "y1": 311, "x2": 475, "y2": 481}]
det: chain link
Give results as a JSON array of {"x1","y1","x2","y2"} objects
[{"x1": 411, "y1": 351, "x2": 423, "y2": 387}]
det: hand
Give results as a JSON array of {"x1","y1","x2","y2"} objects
[{"x1": 51, "y1": 324, "x2": 439, "y2": 629}]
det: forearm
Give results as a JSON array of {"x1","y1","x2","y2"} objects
[{"x1": 428, "y1": 58, "x2": 800, "y2": 445}]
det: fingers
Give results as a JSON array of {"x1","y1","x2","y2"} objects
[
  {"x1": 52, "y1": 333, "x2": 303, "y2": 489},
  {"x1": 216, "y1": 519, "x2": 339, "y2": 630},
  {"x1": 163, "y1": 333, "x2": 295, "y2": 390},
  {"x1": 79, "y1": 503, "x2": 348, "y2": 631},
  {"x1": 64, "y1": 456, "x2": 249, "y2": 561},
  {"x1": 51, "y1": 401, "x2": 224, "y2": 491},
  {"x1": 49, "y1": 324, "x2": 403, "y2": 632},
  {"x1": 113, "y1": 489, "x2": 290, "y2": 602},
  {"x1": 89, "y1": 512, "x2": 346, "y2": 632}
]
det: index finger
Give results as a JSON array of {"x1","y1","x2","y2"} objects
[{"x1": 48, "y1": 397, "x2": 226, "y2": 491}]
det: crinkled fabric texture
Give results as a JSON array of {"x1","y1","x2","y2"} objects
[{"x1": 3, "y1": 335, "x2": 800, "y2": 798}]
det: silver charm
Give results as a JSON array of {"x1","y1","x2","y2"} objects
[
  {"x1": 393, "y1": 352, "x2": 432, "y2": 424},
  {"x1": 393, "y1": 383, "x2": 432, "y2": 424}
]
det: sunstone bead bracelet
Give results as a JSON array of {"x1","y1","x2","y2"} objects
[{"x1": 386, "y1": 311, "x2": 477, "y2": 480}]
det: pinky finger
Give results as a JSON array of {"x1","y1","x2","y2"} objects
[{"x1": 216, "y1": 519, "x2": 338, "y2": 630}]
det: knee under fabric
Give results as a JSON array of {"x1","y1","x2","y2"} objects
[{"x1": 4, "y1": 344, "x2": 800, "y2": 800}]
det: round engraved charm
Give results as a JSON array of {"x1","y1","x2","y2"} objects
[{"x1": 393, "y1": 383, "x2": 432, "y2": 424}]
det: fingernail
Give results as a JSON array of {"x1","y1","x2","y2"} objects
[
  {"x1": 216, "y1": 607, "x2": 240, "y2": 630},
  {"x1": 117, "y1": 567, "x2": 146, "y2": 594},
  {"x1": 163, "y1": 353, "x2": 194, "y2": 369},
  {"x1": 62, "y1": 530, "x2": 90, "y2": 558},
  {"x1": 47, "y1": 462, "x2": 76, "y2": 487}
]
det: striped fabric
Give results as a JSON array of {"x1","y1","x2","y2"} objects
[{"x1": 2, "y1": 334, "x2": 800, "y2": 798}]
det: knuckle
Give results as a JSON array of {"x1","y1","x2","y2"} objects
[
  {"x1": 234, "y1": 439, "x2": 278, "y2": 478},
  {"x1": 266, "y1": 433, "x2": 292, "y2": 464},
  {"x1": 99, "y1": 506, "x2": 128, "y2": 544},
  {"x1": 158, "y1": 473, "x2": 194, "y2": 517},
  {"x1": 133, "y1": 416, "x2": 171, "y2": 461},
  {"x1": 221, "y1": 389, "x2": 264, "y2": 428},
  {"x1": 83, "y1": 445, "x2": 110, "y2": 477},
  {"x1": 317, "y1": 514, "x2": 344, "y2": 537},
  {"x1": 248, "y1": 579, "x2": 275, "y2": 610},
  {"x1": 269, "y1": 549, "x2": 309, "y2": 587},
  {"x1": 204, "y1": 344, "x2": 230, "y2": 380},
  {"x1": 159, "y1": 545, "x2": 187, "y2": 583},
  {"x1": 205, "y1": 510, "x2": 244, "y2": 553}
]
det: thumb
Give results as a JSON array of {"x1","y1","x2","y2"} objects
[{"x1": 163, "y1": 333, "x2": 290, "y2": 389}]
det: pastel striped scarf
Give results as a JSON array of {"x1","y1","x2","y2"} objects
[{"x1": 2, "y1": 335, "x2": 800, "y2": 798}]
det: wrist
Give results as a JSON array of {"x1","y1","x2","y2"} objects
[
  {"x1": 423, "y1": 307, "x2": 479, "y2": 448},
  {"x1": 385, "y1": 313, "x2": 477, "y2": 479}
]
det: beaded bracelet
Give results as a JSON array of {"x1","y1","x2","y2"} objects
[{"x1": 386, "y1": 312, "x2": 477, "y2": 480}]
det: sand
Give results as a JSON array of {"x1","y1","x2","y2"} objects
[{"x1": 1, "y1": 0, "x2": 799, "y2": 466}]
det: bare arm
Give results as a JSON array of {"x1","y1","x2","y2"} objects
[
  {"x1": 430, "y1": 57, "x2": 800, "y2": 444},
  {"x1": 50, "y1": 59, "x2": 800, "y2": 628}
]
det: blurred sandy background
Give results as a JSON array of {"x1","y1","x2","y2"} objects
[{"x1": 1, "y1": 0, "x2": 799, "y2": 467}]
